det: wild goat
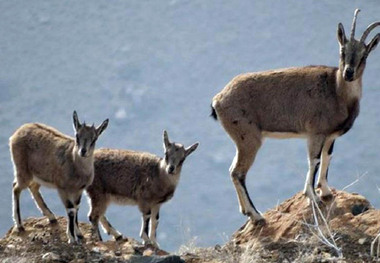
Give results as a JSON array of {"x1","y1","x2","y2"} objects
[
  {"x1": 86, "y1": 130, "x2": 198, "y2": 247},
  {"x1": 211, "y1": 9, "x2": 380, "y2": 225},
  {"x1": 10, "y1": 111, "x2": 108, "y2": 243}
]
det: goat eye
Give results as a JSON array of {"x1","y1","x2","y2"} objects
[
  {"x1": 76, "y1": 135, "x2": 80, "y2": 144},
  {"x1": 90, "y1": 139, "x2": 96, "y2": 146}
]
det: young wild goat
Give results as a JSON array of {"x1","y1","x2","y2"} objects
[
  {"x1": 211, "y1": 9, "x2": 380, "y2": 225},
  {"x1": 86, "y1": 130, "x2": 198, "y2": 247},
  {"x1": 10, "y1": 111, "x2": 108, "y2": 243}
]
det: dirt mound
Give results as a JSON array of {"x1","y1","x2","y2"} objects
[
  {"x1": 0, "y1": 217, "x2": 183, "y2": 263},
  {"x1": 233, "y1": 189, "x2": 379, "y2": 244},
  {"x1": 226, "y1": 189, "x2": 380, "y2": 262}
]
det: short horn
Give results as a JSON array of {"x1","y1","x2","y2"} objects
[
  {"x1": 361, "y1": 21, "x2": 380, "y2": 43},
  {"x1": 350, "y1": 9, "x2": 360, "y2": 40}
]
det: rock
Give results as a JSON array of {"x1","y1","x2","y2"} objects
[
  {"x1": 358, "y1": 237, "x2": 366, "y2": 245},
  {"x1": 128, "y1": 255, "x2": 184, "y2": 263},
  {"x1": 92, "y1": 247, "x2": 100, "y2": 253},
  {"x1": 6, "y1": 244, "x2": 15, "y2": 250},
  {"x1": 143, "y1": 248, "x2": 154, "y2": 256},
  {"x1": 42, "y1": 252, "x2": 61, "y2": 261}
]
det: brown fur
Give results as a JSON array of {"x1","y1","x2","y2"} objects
[
  {"x1": 86, "y1": 131, "x2": 198, "y2": 247},
  {"x1": 10, "y1": 111, "x2": 108, "y2": 244},
  {"x1": 213, "y1": 66, "x2": 359, "y2": 137},
  {"x1": 211, "y1": 10, "x2": 379, "y2": 224},
  {"x1": 10, "y1": 123, "x2": 93, "y2": 191},
  {"x1": 89, "y1": 149, "x2": 176, "y2": 209}
]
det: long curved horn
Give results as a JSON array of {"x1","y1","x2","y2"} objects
[
  {"x1": 361, "y1": 21, "x2": 380, "y2": 43},
  {"x1": 350, "y1": 9, "x2": 360, "y2": 40}
]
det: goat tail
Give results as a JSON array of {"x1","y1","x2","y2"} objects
[{"x1": 210, "y1": 103, "x2": 218, "y2": 121}]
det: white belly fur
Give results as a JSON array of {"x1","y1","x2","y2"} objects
[
  {"x1": 33, "y1": 176, "x2": 57, "y2": 188},
  {"x1": 109, "y1": 194, "x2": 138, "y2": 206},
  {"x1": 262, "y1": 131, "x2": 307, "y2": 139}
]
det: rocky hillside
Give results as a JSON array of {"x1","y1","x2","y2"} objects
[
  {"x1": 0, "y1": 217, "x2": 183, "y2": 263},
  {"x1": 182, "y1": 189, "x2": 380, "y2": 263},
  {"x1": 1, "y1": 189, "x2": 380, "y2": 262}
]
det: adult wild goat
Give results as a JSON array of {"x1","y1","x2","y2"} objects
[
  {"x1": 10, "y1": 111, "x2": 108, "y2": 243},
  {"x1": 211, "y1": 9, "x2": 379, "y2": 225},
  {"x1": 87, "y1": 130, "x2": 198, "y2": 247}
]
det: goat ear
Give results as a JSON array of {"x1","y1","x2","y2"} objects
[
  {"x1": 96, "y1": 119, "x2": 109, "y2": 137},
  {"x1": 185, "y1": 142, "x2": 199, "y2": 157},
  {"x1": 163, "y1": 130, "x2": 170, "y2": 149},
  {"x1": 367, "y1": 33, "x2": 380, "y2": 54},
  {"x1": 73, "y1": 111, "x2": 81, "y2": 131},
  {"x1": 337, "y1": 23, "x2": 347, "y2": 46}
]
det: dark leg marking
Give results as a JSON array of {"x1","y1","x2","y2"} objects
[
  {"x1": 311, "y1": 161, "x2": 321, "y2": 189},
  {"x1": 74, "y1": 212, "x2": 83, "y2": 239},
  {"x1": 16, "y1": 195, "x2": 23, "y2": 230},
  {"x1": 37, "y1": 195, "x2": 55, "y2": 221},
  {"x1": 144, "y1": 215, "x2": 150, "y2": 237},
  {"x1": 238, "y1": 177, "x2": 260, "y2": 215},
  {"x1": 13, "y1": 186, "x2": 23, "y2": 229},
  {"x1": 66, "y1": 200, "x2": 74, "y2": 209},
  {"x1": 328, "y1": 141, "x2": 335, "y2": 155},
  {"x1": 325, "y1": 140, "x2": 335, "y2": 182},
  {"x1": 105, "y1": 218, "x2": 113, "y2": 229},
  {"x1": 68, "y1": 210, "x2": 75, "y2": 240},
  {"x1": 41, "y1": 198, "x2": 53, "y2": 214},
  {"x1": 89, "y1": 215, "x2": 95, "y2": 223},
  {"x1": 152, "y1": 212, "x2": 160, "y2": 239},
  {"x1": 16, "y1": 196, "x2": 21, "y2": 225},
  {"x1": 97, "y1": 228, "x2": 103, "y2": 241},
  {"x1": 66, "y1": 200, "x2": 76, "y2": 240},
  {"x1": 102, "y1": 216, "x2": 115, "y2": 235}
]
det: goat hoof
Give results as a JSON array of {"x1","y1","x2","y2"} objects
[
  {"x1": 16, "y1": 226, "x2": 25, "y2": 232},
  {"x1": 321, "y1": 194, "x2": 334, "y2": 203},
  {"x1": 68, "y1": 239, "x2": 77, "y2": 245},
  {"x1": 49, "y1": 218, "x2": 57, "y2": 224},
  {"x1": 254, "y1": 218, "x2": 266, "y2": 227},
  {"x1": 77, "y1": 234, "x2": 84, "y2": 240},
  {"x1": 115, "y1": 235, "x2": 124, "y2": 241},
  {"x1": 239, "y1": 207, "x2": 247, "y2": 216}
]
